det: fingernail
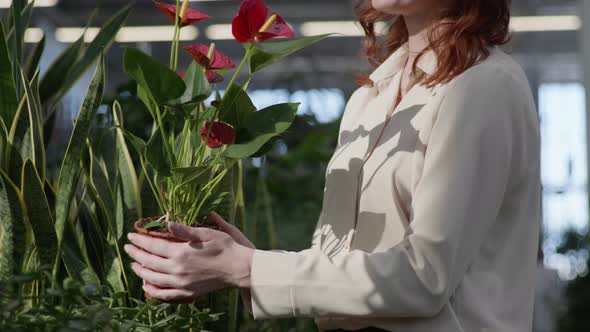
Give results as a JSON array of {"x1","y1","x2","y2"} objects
[
  {"x1": 123, "y1": 245, "x2": 130, "y2": 253},
  {"x1": 127, "y1": 233, "x2": 134, "y2": 240}
]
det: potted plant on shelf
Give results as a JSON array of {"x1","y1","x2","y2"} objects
[{"x1": 124, "y1": 0, "x2": 331, "y2": 240}]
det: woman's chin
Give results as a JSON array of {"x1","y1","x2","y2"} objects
[{"x1": 370, "y1": 0, "x2": 421, "y2": 16}]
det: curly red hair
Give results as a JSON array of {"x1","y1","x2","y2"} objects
[{"x1": 355, "y1": 0, "x2": 512, "y2": 87}]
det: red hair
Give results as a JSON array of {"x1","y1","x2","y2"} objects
[{"x1": 354, "y1": 0, "x2": 511, "y2": 87}]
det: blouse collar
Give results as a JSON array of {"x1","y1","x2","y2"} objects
[{"x1": 368, "y1": 42, "x2": 438, "y2": 90}]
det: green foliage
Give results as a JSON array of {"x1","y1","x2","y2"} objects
[
  {"x1": 0, "y1": 169, "x2": 21, "y2": 281},
  {"x1": 224, "y1": 103, "x2": 300, "y2": 159},
  {"x1": 113, "y1": 101, "x2": 142, "y2": 232},
  {"x1": 0, "y1": 20, "x2": 18, "y2": 129},
  {"x1": 218, "y1": 83, "x2": 256, "y2": 129},
  {"x1": 175, "y1": 61, "x2": 211, "y2": 105},
  {"x1": 249, "y1": 34, "x2": 332, "y2": 73},
  {"x1": 39, "y1": 5, "x2": 131, "y2": 105},
  {"x1": 0, "y1": 271, "x2": 222, "y2": 331},
  {"x1": 145, "y1": 128, "x2": 174, "y2": 177},
  {"x1": 123, "y1": 47, "x2": 186, "y2": 106},
  {"x1": 20, "y1": 70, "x2": 45, "y2": 179},
  {"x1": 54, "y1": 56, "x2": 105, "y2": 279},
  {"x1": 21, "y1": 160, "x2": 56, "y2": 271}
]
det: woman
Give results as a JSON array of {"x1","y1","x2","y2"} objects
[{"x1": 125, "y1": 0, "x2": 541, "y2": 331}]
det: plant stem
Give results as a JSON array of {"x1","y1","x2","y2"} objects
[
  {"x1": 225, "y1": 43, "x2": 253, "y2": 91},
  {"x1": 140, "y1": 157, "x2": 166, "y2": 212},
  {"x1": 170, "y1": 0, "x2": 181, "y2": 69},
  {"x1": 173, "y1": 26, "x2": 181, "y2": 71},
  {"x1": 235, "y1": 159, "x2": 247, "y2": 233}
]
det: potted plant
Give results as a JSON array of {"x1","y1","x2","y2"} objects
[{"x1": 124, "y1": 0, "x2": 331, "y2": 240}]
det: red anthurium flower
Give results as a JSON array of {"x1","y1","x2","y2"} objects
[
  {"x1": 153, "y1": 0, "x2": 210, "y2": 27},
  {"x1": 201, "y1": 122, "x2": 236, "y2": 148},
  {"x1": 232, "y1": 0, "x2": 294, "y2": 43},
  {"x1": 183, "y1": 43, "x2": 236, "y2": 83}
]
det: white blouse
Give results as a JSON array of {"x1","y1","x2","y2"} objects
[{"x1": 244, "y1": 43, "x2": 541, "y2": 332}]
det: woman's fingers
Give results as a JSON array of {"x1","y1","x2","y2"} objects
[
  {"x1": 143, "y1": 282, "x2": 195, "y2": 303},
  {"x1": 127, "y1": 233, "x2": 176, "y2": 258},
  {"x1": 209, "y1": 212, "x2": 255, "y2": 249},
  {"x1": 124, "y1": 244, "x2": 175, "y2": 274},
  {"x1": 130, "y1": 262, "x2": 179, "y2": 289},
  {"x1": 209, "y1": 211, "x2": 234, "y2": 233},
  {"x1": 167, "y1": 222, "x2": 217, "y2": 242}
]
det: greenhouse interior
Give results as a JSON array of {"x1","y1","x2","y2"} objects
[{"x1": 0, "y1": 0, "x2": 589, "y2": 331}]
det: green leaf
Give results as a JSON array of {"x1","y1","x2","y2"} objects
[
  {"x1": 20, "y1": 69, "x2": 46, "y2": 182},
  {"x1": 224, "y1": 103, "x2": 299, "y2": 159},
  {"x1": 66, "y1": 5, "x2": 131, "y2": 88},
  {"x1": 39, "y1": 37, "x2": 84, "y2": 104},
  {"x1": 218, "y1": 83, "x2": 256, "y2": 129},
  {"x1": 85, "y1": 145, "x2": 117, "y2": 239},
  {"x1": 146, "y1": 129, "x2": 173, "y2": 177},
  {"x1": 143, "y1": 220, "x2": 164, "y2": 230},
  {"x1": 62, "y1": 242, "x2": 99, "y2": 285},
  {"x1": 173, "y1": 61, "x2": 211, "y2": 105},
  {"x1": 171, "y1": 166, "x2": 211, "y2": 187},
  {"x1": 120, "y1": 128, "x2": 147, "y2": 155},
  {"x1": 0, "y1": 169, "x2": 22, "y2": 281},
  {"x1": 40, "y1": 5, "x2": 130, "y2": 104},
  {"x1": 24, "y1": 35, "x2": 45, "y2": 80},
  {"x1": 113, "y1": 101, "x2": 142, "y2": 225},
  {"x1": 6, "y1": 96, "x2": 28, "y2": 184},
  {"x1": 54, "y1": 55, "x2": 105, "y2": 278},
  {"x1": 105, "y1": 245, "x2": 125, "y2": 292},
  {"x1": 249, "y1": 34, "x2": 332, "y2": 73},
  {"x1": 9, "y1": 1, "x2": 32, "y2": 91},
  {"x1": 84, "y1": 144, "x2": 128, "y2": 291},
  {"x1": 136, "y1": 84, "x2": 158, "y2": 120},
  {"x1": 3, "y1": 138, "x2": 24, "y2": 187},
  {"x1": 20, "y1": 160, "x2": 57, "y2": 270},
  {"x1": 0, "y1": 20, "x2": 18, "y2": 129},
  {"x1": 123, "y1": 47, "x2": 186, "y2": 105}
]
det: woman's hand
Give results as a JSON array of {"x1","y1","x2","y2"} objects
[
  {"x1": 124, "y1": 212, "x2": 255, "y2": 302},
  {"x1": 208, "y1": 212, "x2": 256, "y2": 250}
]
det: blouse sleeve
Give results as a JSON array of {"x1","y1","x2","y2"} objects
[{"x1": 247, "y1": 66, "x2": 523, "y2": 319}]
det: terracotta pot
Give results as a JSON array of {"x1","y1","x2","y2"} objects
[
  {"x1": 132, "y1": 216, "x2": 219, "y2": 303},
  {"x1": 133, "y1": 216, "x2": 220, "y2": 241}
]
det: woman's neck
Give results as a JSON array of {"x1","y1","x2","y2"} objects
[{"x1": 403, "y1": 11, "x2": 437, "y2": 57}]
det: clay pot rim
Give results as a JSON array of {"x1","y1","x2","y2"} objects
[{"x1": 133, "y1": 216, "x2": 220, "y2": 242}]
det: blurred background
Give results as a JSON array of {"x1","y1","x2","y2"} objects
[{"x1": 2, "y1": 0, "x2": 589, "y2": 331}]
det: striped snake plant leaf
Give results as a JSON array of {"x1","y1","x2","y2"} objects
[
  {"x1": 85, "y1": 143, "x2": 129, "y2": 292},
  {"x1": 0, "y1": 20, "x2": 18, "y2": 130},
  {"x1": 53, "y1": 55, "x2": 105, "y2": 280},
  {"x1": 0, "y1": 168, "x2": 23, "y2": 280},
  {"x1": 39, "y1": 5, "x2": 130, "y2": 105},
  {"x1": 38, "y1": 36, "x2": 83, "y2": 104},
  {"x1": 113, "y1": 101, "x2": 142, "y2": 228},
  {"x1": 62, "y1": 240, "x2": 99, "y2": 285},
  {"x1": 8, "y1": 1, "x2": 33, "y2": 96},
  {"x1": 20, "y1": 160, "x2": 56, "y2": 270},
  {"x1": 65, "y1": 5, "x2": 131, "y2": 92},
  {"x1": 86, "y1": 144, "x2": 118, "y2": 239},
  {"x1": 6, "y1": 96, "x2": 27, "y2": 185},
  {"x1": 24, "y1": 34, "x2": 45, "y2": 81},
  {"x1": 59, "y1": 195, "x2": 101, "y2": 285},
  {"x1": 20, "y1": 69, "x2": 46, "y2": 182}
]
